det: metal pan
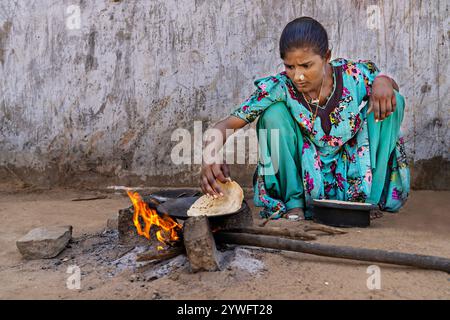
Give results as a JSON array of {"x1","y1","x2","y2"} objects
[
  {"x1": 142, "y1": 189, "x2": 201, "y2": 204},
  {"x1": 156, "y1": 196, "x2": 247, "y2": 220}
]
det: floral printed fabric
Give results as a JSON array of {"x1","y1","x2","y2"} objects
[{"x1": 231, "y1": 58, "x2": 410, "y2": 219}]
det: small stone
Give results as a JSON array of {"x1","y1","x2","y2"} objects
[
  {"x1": 324, "y1": 281, "x2": 329, "y2": 286},
  {"x1": 16, "y1": 226, "x2": 73, "y2": 260},
  {"x1": 146, "y1": 275, "x2": 158, "y2": 282},
  {"x1": 168, "y1": 273, "x2": 180, "y2": 281},
  {"x1": 62, "y1": 257, "x2": 70, "y2": 262},
  {"x1": 129, "y1": 274, "x2": 140, "y2": 283},
  {"x1": 151, "y1": 292, "x2": 162, "y2": 300}
]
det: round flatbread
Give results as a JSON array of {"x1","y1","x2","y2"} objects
[{"x1": 187, "y1": 180, "x2": 244, "y2": 217}]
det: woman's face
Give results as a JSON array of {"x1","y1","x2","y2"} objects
[{"x1": 283, "y1": 47, "x2": 330, "y2": 94}]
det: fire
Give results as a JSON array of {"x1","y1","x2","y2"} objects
[{"x1": 126, "y1": 191, "x2": 182, "y2": 247}]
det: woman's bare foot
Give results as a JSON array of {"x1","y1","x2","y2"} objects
[
  {"x1": 284, "y1": 207, "x2": 305, "y2": 220},
  {"x1": 370, "y1": 209, "x2": 384, "y2": 220}
]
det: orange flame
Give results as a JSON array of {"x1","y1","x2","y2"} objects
[{"x1": 126, "y1": 191, "x2": 182, "y2": 246}]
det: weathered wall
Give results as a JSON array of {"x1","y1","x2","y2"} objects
[{"x1": 0, "y1": 0, "x2": 448, "y2": 189}]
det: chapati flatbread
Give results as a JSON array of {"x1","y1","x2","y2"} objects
[{"x1": 187, "y1": 180, "x2": 244, "y2": 216}]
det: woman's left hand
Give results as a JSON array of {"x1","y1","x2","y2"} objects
[{"x1": 368, "y1": 76, "x2": 396, "y2": 121}]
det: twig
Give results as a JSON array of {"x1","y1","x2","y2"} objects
[
  {"x1": 223, "y1": 226, "x2": 317, "y2": 241},
  {"x1": 116, "y1": 246, "x2": 136, "y2": 259},
  {"x1": 259, "y1": 211, "x2": 280, "y2": 227},
  {"x1": 71, "y1": 195, "x2": 108, "y2": 201},
  {"x1": 303, "y1": 224, "x2": 347, "y2": 235}
]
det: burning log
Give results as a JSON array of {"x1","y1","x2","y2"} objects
[
  {"x1": 127, "y1": 191, "x2": 182, "y2": 244},
  {"x1": 214, "y1": 232, "x2": 450, "y2": 273},
  {"x1": 119, "y1": 192, "x2": 183, "y2": 247},
  {"x1": 118, "y1": 207, "x2": 151, "y2": 246}
]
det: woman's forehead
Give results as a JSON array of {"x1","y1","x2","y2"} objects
[{"x1": 283, "y1": 47, "x2": 321, "y2": 63}]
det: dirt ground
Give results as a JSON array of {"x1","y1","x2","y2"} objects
[{"x1": 0, "y1": 183, "x2": 449, "y2": 300}]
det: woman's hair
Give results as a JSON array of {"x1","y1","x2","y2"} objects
[{"x1": 279, "y1": 17, "x2": 329, "y2": 59}]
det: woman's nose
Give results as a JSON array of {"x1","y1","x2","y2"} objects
[{"x1": 295, "y1": 71, "x2": 304, "y2": 81}]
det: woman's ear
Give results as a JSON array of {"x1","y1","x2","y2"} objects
[{"x1": 323, "y1": 49, "x2": 332, "y2": 64}]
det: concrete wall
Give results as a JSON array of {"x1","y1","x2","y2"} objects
[{"x1": 0, "y1": 0, "x2": 448, "y2": 189}]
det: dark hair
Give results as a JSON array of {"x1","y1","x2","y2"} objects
[{"x1": 279, "y1": 17, "x2": 329, "y2": 59}]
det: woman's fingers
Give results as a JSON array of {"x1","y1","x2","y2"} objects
[
  {"x1": 385, "y1": 97, "x2": 393, "y2": 118},
  {"x1": 200, "y1": 163, "x2": 231, "y2": 198},
  {"x1": 211, "y1": 164, "x2": 228, "y2": 184},
  {"x1": 371, "y1": 99, "x2": 380, "y2": 121},
  {"x1": 204, "y1": 167, "x2": 224, "y2": 197},
  {"x1": 202, "y1": 177, "x2": 217, "y2": 197},
  {"x1": 379, "y1": 98, "x2": 387, "y2": 120},
  {"x1": 391, "y1": 94, "x2": 397, "y2": 113},
  {"x1": 221, "y1": 163, "x2": 231, "y2": 180},
  {"x1": 200, "y1": 180, "x2": 207, "y2": 195},
  {"x1": 208, "y1": 175, "x2": 223, "y2": 197},
  {"x1": 205, "y1": 171, "x2": 220, "y2": 197},
  {"x1": 201, "y1": 165, "x2": 219, "y2": 197}
]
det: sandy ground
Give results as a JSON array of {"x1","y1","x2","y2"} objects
[{"x1": 0, "y1": 184, "x2": 449, "y2": 300}]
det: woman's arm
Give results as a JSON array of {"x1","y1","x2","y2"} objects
[{"x1": 200, "y1": 116, "x2": 248, "y2": 197}]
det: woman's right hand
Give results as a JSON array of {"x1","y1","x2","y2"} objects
[
  {"x1": 199, "y1": 115, "x2": 246, "y2": 197},
  {"x1": 200, "y1": 162, "x2": 231, "y2": 198}
]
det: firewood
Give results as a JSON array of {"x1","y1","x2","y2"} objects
[
  {"x1": 215, "y1": 232, "x2": 450, "y2": 273},
  {"x1": 136, "y1": 246, "x2": 184, "y2": 262}
]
